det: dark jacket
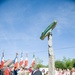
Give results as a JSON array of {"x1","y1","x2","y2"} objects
[
  {"x1": 14, "y1": 69, "x2": 17, "y2": 75},
  {"x1": 0, "y1": 69, "x2": 4, "y2": 75},
  {"x1": 31, "y1": 70, "x2": 42, "y2": 75}
]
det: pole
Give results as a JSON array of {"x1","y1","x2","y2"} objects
[{"x1": 48, "y1": 33, "x2": 55, "y2": 75}]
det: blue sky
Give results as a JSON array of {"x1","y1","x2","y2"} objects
[{"x1": 0, "y1": 0, "x2": 75, "y2": 66}]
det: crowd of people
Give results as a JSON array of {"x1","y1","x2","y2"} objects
[
  {"x1": 0, "y1": 65, "x2": 41, "y2": 75},
  {"x1": 41, "y1": 68, "x2": 75, "y2": 75},
  {"x1": 54, "y1": 68, "x2": 75, "y2": 75},
  {"x1": 0, "y1": 65, "x2": 75, "y2": 75}
]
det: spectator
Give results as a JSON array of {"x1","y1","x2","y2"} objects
[
  {"x1": 42, "y1": 69, "x2": 45, "y2": 75},
  {"x1": 71, "y1": 68, "x2": 75, "y2": 75},
  {"x1": 45, "y1": 71, "x2": 48, "y2": 75},
  {"x1": 14, "y1": 67, "x2": 17, "y2": 75},
  {"x1": 31, "y1": 66, "x2": 42, "y2": 75}
]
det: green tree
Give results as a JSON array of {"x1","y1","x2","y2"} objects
[
  {"x1": 37, "y1": 64, "x2": 43, "y2": 68},
  {"x1": 62, "y1": 57, "x2": 72, "y2": 69},
  {"x1": 55, "y1": 57, "x2": 74, "y2": 69},
  {"x1": 65, "y1": 58, "x2": 72, "y2": 69},
  {"x1": 72, "y1": 58, "x2": 75, "y2": 68},
  {"x1": 55, "y1": 60, "x2": 64, "y2": 69}
]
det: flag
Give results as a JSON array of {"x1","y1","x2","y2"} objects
[
  {"x1": 14, "y1": 53, "x2": 19, "y2": 69},
  {"x1": 20, "y1": 52, "x2": 23, "y2": 66},
  {"x1": 25, "y1": 53, "x2": 28, "y2": 67},
  {"x1": 31, "y1": 54, "x2": 35, "y2": 67},
  {"x1": 1, "y1": 52, "x2": 4, "y2": 68}
]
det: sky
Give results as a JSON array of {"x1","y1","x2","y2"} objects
[{"x1": 0, "y1": 0, "x2": 75, "y2": 66}]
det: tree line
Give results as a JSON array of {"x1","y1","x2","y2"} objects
[
  {"x1": 36, "y1": 57, "x2": 75, "y2": 69},
  {"x1": 55, "y1": 57, "x2": 75, "y2": 69}
]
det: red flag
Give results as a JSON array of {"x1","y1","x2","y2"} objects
[
  {"x1": 1, "y1": 52, "x2": 4, "y2": 68},
  {"x1": 20, "y1": 52, "x2": 23, "y2": 66},
  {"x1": 14, "y1": 53, "x2": 19, "y2": 69},
  {"x1": 5, "y1": 68, "x2": 10, "y2": 75},
  {"x1": 31, "y1": 54, "x2": 35, "y2": 67},
  {"x1": 25, "y1": 53, "x2": 28, "y2": 67}
]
